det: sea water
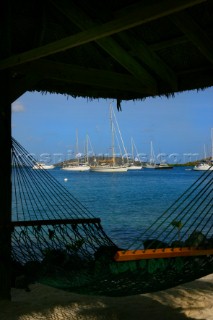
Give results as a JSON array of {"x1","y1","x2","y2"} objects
[{"x1": 50, "y1": 167, "x2": 203, "y2": 248}]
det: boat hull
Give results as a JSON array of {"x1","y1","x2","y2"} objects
[
  {"x1": 144, "y1": 164, "x2": 157, "y2": 169},
  {"x1": 33, "y1": 163, "x2": 55, "y2": 170},
  {"x1": 155, "y1": 165, "x2": 173, "y2": 169},
  {"x1": 61, "y1": 165, "x2": 90, "y2": 171},
  {"x1": 90, "y1": 166, "x2": 127, "y2": 173},
  {"x1": 127, "y1": 166, "x2": 142, "y2": 170},
  {"x1": 193, "y1": 164, "x2": 213, "y2": 171}
]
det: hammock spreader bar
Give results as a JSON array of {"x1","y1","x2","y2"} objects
[
  {"x1": 115, "y1": 247, "x2": 213, "y2": 261},
  {"x1": 11, "y1": 218, "x2": 101, "y2": 227}
]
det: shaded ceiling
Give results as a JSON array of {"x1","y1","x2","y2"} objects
[{"x1": 1, "y1": 0, "x2": 213, "y2": 105}]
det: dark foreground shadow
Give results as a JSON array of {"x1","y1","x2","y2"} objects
[{"x1": 0, "y1": 278, "x2": 212, "y2": 320}]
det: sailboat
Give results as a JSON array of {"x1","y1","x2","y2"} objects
[
  {"x1": 33, "y1": 163, "x2": 55, "y2": 170},
  {"x1": 155, "y1": 162, "x2": 173, "y2": 169},
  {"x1": 127, "y1": 138, "x2": 142, "y2": 170},
  {"x1": 61, "y1": 130, "x2": 90, "y2": 172},
  {"x1": 154, "y1": 151, "x2": 173, "y2": 169},
  {"x1": 144, "y1": 141, "x2": 157, "y2": 169},
  {"x1": 90, "y1": 103, "x2": 128, "y2": 173},
  {"x1": 193, "y1": 162, "x2": 213, "y2": 171},
  {"x1": 193, "y1": 128, "x2": 213, "y2": 171}
]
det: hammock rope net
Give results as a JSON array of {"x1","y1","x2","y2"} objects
[{"x1": 11, "y1": 138, "x2": 213, "y2": 296}]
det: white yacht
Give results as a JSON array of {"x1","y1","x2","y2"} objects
[
  {"x1": 144, "y1": 141, "x2": 157, "y2": 169},
  {"x1": 127, "y1": 138, "x2": 142, "y2": 170},
  {"x1": 61, "y1": 163, "x2": 90, "y2": 171},
  {"x1": 90, "y1": 102, "x2": 128, "y2": 173},
  {"x1": 193, "y1": 128, "x2": 213, "y2": 171},
  {"x1": 145, "y1": 163, "x2": 157, "y2": 169},
  {"x1": 90, "y1": 164, "x2": 127, "y2": 172},
  {"x1": 127, "y1": 164, "x2": 142, "y2": 170},
  {"x1": 61, "y1": 130, "x2": 90, "y2": 172},
  {"x1": 33, "y1": 163, "x2": 55, "y2": 170},
  {"x1": 155, "y1": 163, "x2": 173, "y2": 169},
  {"x1": 193, "y1": 162, "x2": 213, "y2": 171}
]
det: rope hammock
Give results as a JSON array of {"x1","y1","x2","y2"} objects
[{"x1": 11, "y1": 138, "x2": 213, "y2": 296}]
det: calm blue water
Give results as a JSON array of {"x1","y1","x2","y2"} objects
[{"x1": 49, "y1": 167, "x2": 203, "y2": 248}]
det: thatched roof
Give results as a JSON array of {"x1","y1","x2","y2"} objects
[{"x1": 1, "y1": 0, "x2": 213, "y2": 104}]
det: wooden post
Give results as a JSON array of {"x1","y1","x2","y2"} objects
[{"x1": 0, "y1": 71, "x2": 12, "y2": 300}]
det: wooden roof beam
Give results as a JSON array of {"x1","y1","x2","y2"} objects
[
  {"x1": 150, "y1": 31, "x2": 213, "y2": 51},
  {"x1": 15, "y1": 59, "x2": 155, "y2": 95},
  {"x1": 150, "y1": 35, "x2": 189, "y2": 51},
  {"x1": 115, "y1": 0, "x2": 206, "y2": 19},
  {"x1": 0, "y1": 0, "x2": 206, "y2": 71},
  {"x1": 50, "y1": 0, "x2": 156, "y2": 91},
  {"x1": 117, "y1": 31, "x2": 178, "y2": 90},
  {"x1": 171, "y1": 11, "x2": 213, "y2": 65}
]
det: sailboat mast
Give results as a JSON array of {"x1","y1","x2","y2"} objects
[
  {"x1": 76, "y1": 129, "x2": 79, "y2": 165},
  {"x1": 110, "y1": 103, "x2": 115, "y2": 166},
  {"x1": 150, "y1": 141, "x2": 154, "y2": 164},
  {"x1": 85, "y1": 133, "x2": 89, "y2": 163},
  {"x1": 204, "y1": 144, "x2": 207, "y2": 160},
  {"x1": 131, "y1": 137, "x2": 134, "y2": 162},
  {"x1": 211, "y1": 128, "x2": 213, "y2": 161}
]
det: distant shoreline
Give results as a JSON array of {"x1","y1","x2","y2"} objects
[{"x1": 54, "y1": 159, "x2": 206, "y2": 167}]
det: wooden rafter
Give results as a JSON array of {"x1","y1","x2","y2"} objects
[
  {"x1": 114, "y1": 0, "x2": 206, "y2": 19},
  {"x1": 0, "y1": 0, "x2": 206, "y2": 71},
  {"x1": 171, "y1": 11, "x2": 213, "y2": 65},
  {"x1": 150, "y1": 31, "x2": 213, "y2": 51},
  {"x1": 50, "y1": 0, "x2": 156, "y2": 89},
  {"x1": 117, "y1": 31, "x2": 178, "y2": 90},
  {"x1": 15, "y1": 60, "x2": 155, "y2": 95},
  {"x1": 150, "y1": 35, "x2": 189, "y2": 51}
]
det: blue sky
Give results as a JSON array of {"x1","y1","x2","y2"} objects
[{"x1": 12, "y1": 88, "x2": 213, "y2": 164}]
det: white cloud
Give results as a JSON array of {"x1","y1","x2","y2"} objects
[{"x1": 12, "y1": 101, "x2": 25, "y2": 112}]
